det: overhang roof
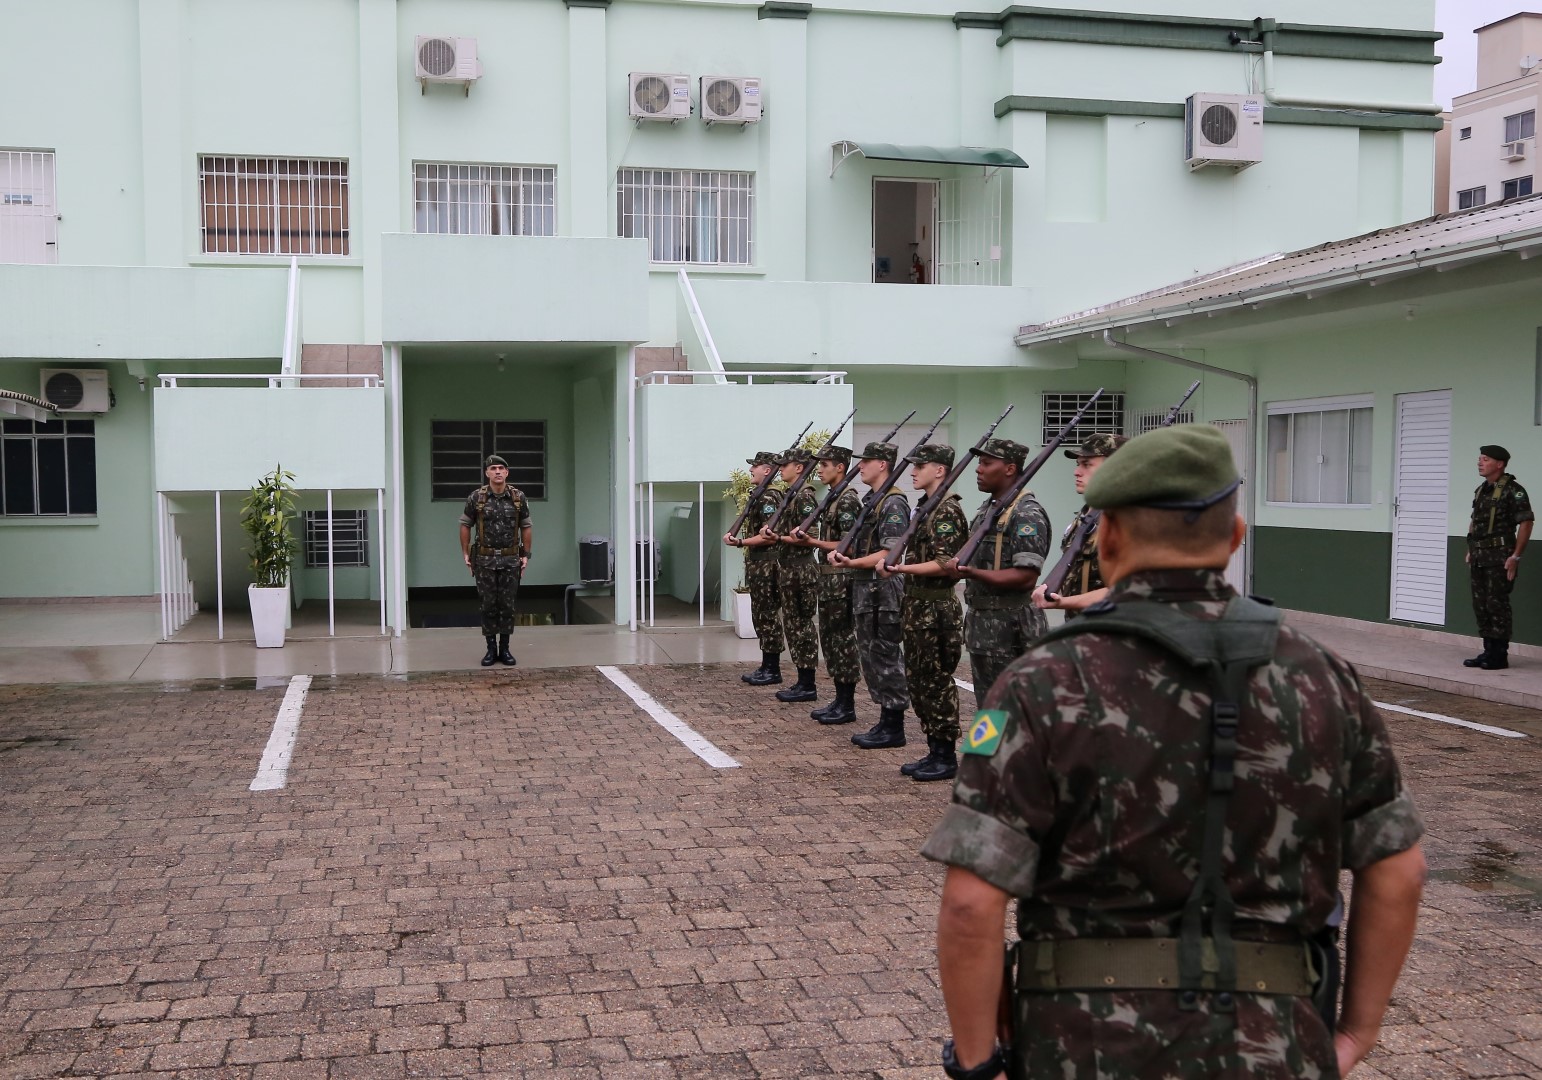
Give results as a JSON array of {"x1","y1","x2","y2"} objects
[{"x1": 830, "y1": 141, "x2": 1029, "y2": 177}]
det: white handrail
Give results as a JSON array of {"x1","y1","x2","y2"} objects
[
  {"x1": 639, "y1": 369, "x2": 847, "y2": 386},
  {"x1": 158, "y1": 373, "x2": 381, "y2": 388},
  {"x1": 281, "y1": 255, "x2": 300, "y2": 376},
  {"x1": 676, "y1": 268, "x2": 729, "y2": 385}
]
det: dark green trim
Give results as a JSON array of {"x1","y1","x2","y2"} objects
[
  {"x1": 954, "y1": 12, "x2": 1002, "y2": 29},
  {"x1": 759, "y1": 1, "x2": 812, "y2": 19},
  {"x1": 563, "y1": 0, "x2": 611, "y2": 8},
  {"x1": 1535, "y1": 325, "x2": 1542, "y2": 426},
  {"x1": 994, "y1": 94, "x2": 1444, "y2": 131},
  {"x1": 1254, "y1": 527, "x2": 1390, "y2": 623},
  {"x1": 1444, "y1": 538, "x2": 1542, "y2": 644}
]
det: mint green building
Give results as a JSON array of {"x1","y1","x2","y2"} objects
[{"x1": 1, "y1": 0, "x2": 1453, "y2": 639}]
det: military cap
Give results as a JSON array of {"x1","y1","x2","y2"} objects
[
  {"x1": 906, "y1": 443, "x2": 955, "y2": 468},
  {"x1": 816, "y1": 445, "x2": 853, "y2": 466},
  {"x1": 1481, "y1": 444, "x2": 1511, "y2": 463},
  {"x1": 746, "y1": 450, "x2": 779, "y2": 467},
  {"x1": 977, "y1": 437, "x2": 1029, "y2": 469},
  {"x1": 774, "y1": 448, "x2": 813, "y2": 467},
  {"x1": 1064, "y1": 432, "x2": 1129, "y2": 461},
  {"x1": 1084, "y1": 424, "x2": 1240, "y2": 513},
  {"x1": 858, "y1": 441, "x2": 899, "y2": 465},
  {"x1": 484, "y1": 454, "x2": 509, "y2": 468}
]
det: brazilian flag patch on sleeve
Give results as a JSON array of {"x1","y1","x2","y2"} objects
[{"x1": 963, "y1": 710, "x2": 1007, "y2": 756}]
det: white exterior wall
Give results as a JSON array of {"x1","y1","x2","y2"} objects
[{"x1": 1449, "y1": 76, "x2": 1539, "y2": 211}]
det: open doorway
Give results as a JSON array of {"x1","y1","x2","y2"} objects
[{"x1": 872, "y1": 178, "x2": 935, "y2": 284}]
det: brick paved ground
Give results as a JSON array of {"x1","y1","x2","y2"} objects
[{"x1": 0, "y1": 664, "x2": 1538, "y2": 1079}]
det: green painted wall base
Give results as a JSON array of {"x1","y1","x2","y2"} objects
[
  {"x1": 1444, "y1": 538, "x2": 1542, "y2": 646},
  {"x1": 1253, "y1": 526, "x2": 1390, "y2": 623}
]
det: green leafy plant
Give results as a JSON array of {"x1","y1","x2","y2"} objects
[{"x1": 241, "y1": 465, "x2": 297, "y2": 588}]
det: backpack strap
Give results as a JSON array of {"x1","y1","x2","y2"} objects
[
  {"x1": 475, "y1": 486, "x2": 489, "y2": 550},
  {"x1": 992, "y1": 488, "x2": 1031, "y2": 572}
]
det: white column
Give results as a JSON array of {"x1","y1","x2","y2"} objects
[
  {"x1": 648, "y1": 482, "x2": 655, "y2": 627},
  {"x1": 387, "y1": 345, "x2": 408, "y2": 636},
  {"x1": 377, "y1": 488, "x2": 387, "y2": 635},
  {"x1": 626, "y1": 346, "x2": 637, "y2": 632},
  {"x1": 326, "y1": 489, "x2": 336, "y2": 636},
  {"x1": 215, "y1": 490, "x2": 224, "y2": 640},
  {"x1": 156, "y1": 493, "x2": 168, "y2": 640},
  {"x1": 698, "y1": 481, "x2": 704, "y2": 627}
]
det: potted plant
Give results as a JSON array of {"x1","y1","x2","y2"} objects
[{"x1": 241, "y1": 465, "x2": 297, "y2": 648}]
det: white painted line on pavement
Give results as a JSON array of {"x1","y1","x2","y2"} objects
[
  {"x1": 597, "y1": 665, "x2": 740, "y2": 769},
  {"x1": 954, "y1": 677, "x2": 976, "y2": 695},
  {"x1": 1373, "y1": 699, "x2": 1528, "y2": 740},
  {"x1": 250, "y1": 675, "x2": 312, "y2": 790}
]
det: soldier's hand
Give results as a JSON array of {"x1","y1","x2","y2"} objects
[
  {"x1": 875, "y1": 559, "x2": 895, "y2": 579},
  {"x1": 519, "y1": 556, "x2": 529, "y2": 573},
  {"x1": 1507, "y1": 555, "x2": 1520, "y2": 581},
  {"x1": 942, "y1": 558, "x2": 967, "y2": 580},
  {"x1": 723, "y1": 532, "x2": 740, "y2": 547},
  {"x1": 760, "y1": 525, "x2": 776, "y2": 539},
  {"x1": 463, "y1": 551, "x2": 472, "y2": 569},
  {"x1": 1031, "y1": 584, "x2": 1055, "y2": 610},
  {"x1": 829, "y1": 551, "x2": 848, "y2": 566},
  {"x1": 791, "y1": 528, "x2": 808, "y2": 542}
]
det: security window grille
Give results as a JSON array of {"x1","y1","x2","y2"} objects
[
  {"x1": 616, "y1": 169, "x2": 753, "y2": 265},
  {"x1": 1134, "y1": 408, "x2": 1195, "y2": 434},
  {"x1": 431, "y1": 420, "x2": 546, "y2": 501},
  {"x1": 1504, "y1": 176, "x2": 1534, "y2": 200},
  {"x1": 1459, "y1": 127, "x2": 1472, "y2": 140},
  {"x1": 413, "y1": 162, "x2": 556, "y2": 237},
  {"x1": 0, "y1": 418, "x2": 96, "y2": 516},
  {"x1": 1458, "y1": 186, "x2": 1487, "y2": 209},
  {"x1": 1266, "y1": 399, "x2": 1372, "y2": 506},
  {"x1": 1505, "y1": 110, "x2": 1536, "y2": 143},
  {"x1": 199, "y1": 156, "x2": 350, "y2": 256},
  {"x1": 1042, "y1": 392, "x2": 1125, "y2": 446},
  {"x1": 0, "y1": 149, "x2": 58, "y2": 264},
  {"x1": 303, "y1": 510, "x2": 368, "y2": 568}
]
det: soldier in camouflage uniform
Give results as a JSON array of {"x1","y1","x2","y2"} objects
[
  {"x1": 884, "y1": 443, "x2": 968, "y2": 782},
  {"x1": 1464, "y1": 444, "x2": 1532, "y2": 671},
  {"x1": 724, "y1": 451, "x2": 784, "y2": 685},
  {"x1": 764, "y1": 448, "x2": 822, "y2": 703},
  {"x1": 458, "y1": 454, "x2": 532, "y2": 667},
  {"x1": 785, "y1": 446, "x2": 863, "y2": 724},
  {"x1": 924, "y1": 425, "x2": 1426, "y2": 1080},
  {"x1": 828, "y1": 441, "x2": 911, "y2": 744},
  {"x1": 1034, "y1": 433, "x2": 1127, "y2": 617},
  {"x1": 945, "y1": 438, "x2": 1051, "y2": 704}
]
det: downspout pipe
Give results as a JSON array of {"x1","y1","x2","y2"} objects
[
  {"x1": 1256, "y1": 20, "x2": 1443, "y2": 116},
  {"x1": 1101, "y1": 330, "x2": 1259, "y2": 593}
]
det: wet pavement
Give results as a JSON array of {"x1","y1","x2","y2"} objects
[{"x1": 0, "y1": 665, "x2": 1537, "y2": 1079}]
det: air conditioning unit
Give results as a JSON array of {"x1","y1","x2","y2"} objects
[
  {"x1": 415, "y1": 36, "x2": 481, "y2": 92},
  {"x1": 1503, "y1": 141, "x2": 1528, "y2": 162},
  {"x1": 700, "y1": 75, "x2": 761, "y2": 125},
  {"x1": 629, "y1": 72, "x2": 691, "y2": 122},
  {"x1": 1184, "y1": 93, "x2": 1264, "y2": 172},
  {"x1": 40, "y1": 369, "x2": 110, "y2": 413}
]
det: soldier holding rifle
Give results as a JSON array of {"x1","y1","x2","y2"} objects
[
  {"x1": 724, "y1": 450, "x2": 787, "y2": 686},
  {"x1": 764, "y1": 448, "x2": 822, "y2": 703},
  {"x1": 1032, "y1": 433, "x2": 1128, "y2": 616}
]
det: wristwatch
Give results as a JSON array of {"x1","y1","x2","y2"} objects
[{"x1": 941, "y1": 1038, "x2": 1006, "y2": 1080}]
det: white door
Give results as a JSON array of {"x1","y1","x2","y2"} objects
[
  {"x1": 1390, "y1": 390, "x2": 1452, "y2": 624},
  {"x1": 1212, "y1": 419, "x2": 1250, "y2": 591},
  {"x1": 0, "y1": 151, "x2": 58, "y2": 264},
  {"x1": 849, "y1": 419, "x2": 956, "y2": 497}
]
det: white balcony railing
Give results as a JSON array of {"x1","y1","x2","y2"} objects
[
  {"x1": 638, "y1": 369, "x2": 846, "y2": 387},
  {"x1": 158, "y1": 373, "x2": 381, "y2": 388}
]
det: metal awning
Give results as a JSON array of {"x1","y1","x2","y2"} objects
[
  {"x1": 0, "y1": 389, "x2": 58, "y2": 423},
  {"x1": 830, "y1": 141, "x2": 1029, "y2": 178}
]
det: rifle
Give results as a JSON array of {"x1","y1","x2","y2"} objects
[
  {"x1": 881, "y1": 404, "x2": 1015, "y2": 569},
  {"x1": 954, "y1": 389, "x2": 1107, "y2": 569},
  {"x1": 792, "y1": 409, "x2": 917, "y2": 539},
  {"x1": 831, "y1": 406, "x2": 952, "y2": 560},
  {"x1": 764, "y1": 407, "x2": 858, "y2": 533},
  {"x1": 724, "y1": 420, "x2": 813, "y2": 539},
  {"x1": 1037, "y1": 379, "x2": 1200, "y2": 595}
]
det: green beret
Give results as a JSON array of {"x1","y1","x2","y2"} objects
[
  {"x1": 858, "y1": 441, "x2": 898, "y2": 465},
  {"x1": 1084, "y1": 424, "x2": 1240, "y2": 513},
  {"x1": 978, "y1": 437, "x2": 1029, "y2": 469},
  {"x1": 746, "y1": 451, "x2": 778, "y2": 467},
  {"x1": 906, "y1": 443, "x2": 955, "y2": 468},
  {"x1": 1064, "y1": 433, "x2": 1128, "y2": 461},
  {"x1": 1480, "y1": 444, "x2": 1510, "y2": 463},
  {"x1": 817, "y1": 445, "x2": 853, "y2": 466},
  {"x1": 484, "y1": 454, "x2": 509, "y2": 468}
]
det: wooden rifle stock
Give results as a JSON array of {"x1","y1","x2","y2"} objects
[
  {"x1": 793, "y1": 410, "x2": 915, "y2": 537},
  {"x1": 831, "y1": 406, "x2": 952, "y2": 559},
  {"x1": 723, "y1": 420, "x2": 813, "y2": 538},
  {"x1": 765, "y1": 406, "x2": 857, "y2": 532}
]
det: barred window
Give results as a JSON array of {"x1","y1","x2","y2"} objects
[
  {"x1": 616, "y1": 169, "x2": 753, "y2": 265},
  {"x1": 431, "y1": 420, "x2": 546, "y2": 501},
  {"x1": 1, "y1": 418, "x2": 96, "y2": 516},
  {"x1": 1133, "y1": 408, "x2": 1195, "y2": 434},
  {"x1": 303, "y1": 510, "x2": 369, "y2": 568},
  {"x1": 414, "y1": 162, "x2": 556, "y2": 237},
  {"x1": 0, "y1": 149, "x2": 58, "y2": 265},
  {"x1": 1042, "y1": 392, "x2": 1125, "y2": 446},
  {"x1": 199, "y1": 156, "x2": 349, "y2": 256}
]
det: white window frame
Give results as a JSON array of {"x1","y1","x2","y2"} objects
[
  {"x1": 413, "y1": 162, "x2": 556, "y2": 237},
  {"x1": 616, "y1": 168, "x2": 754, "y2": 266},
  {"x1": 198, "y1": 155, "x2": 350, "y2": 257},
  {"x1": 0, "y1": 148, "x2": 59, "y2": 265},
  {"x1": 1264, "y1": 394, "x2": 1373, "y2": 509},
  {"x1": 1459, "y1": 126, "x2": 1472, "y2": 141},
  {"x1": 1458, "y1": 186, "x2": 1487, "y2": 210},
  {"x1": 1504, "y1": 110, "x2": 1536, "y2": 143},
  {"x1": 1503, "y1": 176, "x2": 1534, "y2": 201}
]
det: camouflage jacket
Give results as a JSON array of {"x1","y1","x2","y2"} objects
[
  {"x1": 853, "y1": 488, "x2": 911, "y2": 561},
  {"x1": 905, "y1": 492, "x2": 967, "y2": 568},
  {"x1": 739, "y1": 483, "x2": 783, "y2": 561},
  {"x1": 1056, "y1": 505, "x2": 1104, "y2": 598},
  {"x1": 1469, "y1": 473, "x2": 1534, "y2": 560},
  {"x1": 816, "y1": 488, "x2": 864, "y2": 567},
  {"x1": 922, "y1": 568, "x2": 1424, "y2": 1079},
  {"x1": 964, "y1": 489, "x2": 1051, "y2": 606},
  {"x1": 459, "y1": 486, "x2": 531, "y2": 558},
  {"x1": 772, "y1": 486, "x2": 819, "y2": 563}
]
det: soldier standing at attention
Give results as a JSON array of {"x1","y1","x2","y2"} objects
[
  {"x1": 882, "y1": 444, "x2": 969, "y2": 783},
  {"x1": 1033, "y1": 433, "x2": 1127, "y2": 616},
  {"x1": 1464, "y1": 444, "x2": 1532, "y2": 671},
  {"x1": 765, "y1": 448, "x2": 822, "y2": 703},
  {"x1": 945, "y1": 438, "x2": 1050, "y2": 702},
  {"x1": 829, "y1": 442, "x2": 911, "y2": 746},
  {"x1": 724, "y1": 451, "x2": 785, "y2": 686},
  {"x1": 785, "y1": 446, "x2": 863, "y2": 725},
  {"x1": 459, "y1": 455, "x2": 532, "y2": 667},
  {"x1": 925, "y1": 425, "x2": 1426, "y2": 1080}
]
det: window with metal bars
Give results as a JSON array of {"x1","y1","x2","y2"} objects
[
  {"x1": 413, "y1": 162, "x2": 556, "y2": 237},
  {"x1": 1042, "y1": 392, "x2": 1125, "y2": 446},
  {"x1": 430, "y1": 420, "x2": 546, "y2": 501},
  {"x1": 0, "y1": 149, "x2": 58, "y2": 264},
  {"x1": 0, "y1": 418, "x2": 96, "y2": 516},
  {"x1": 616, "y1": 169, "x2": 753, "y2": 265},
  {"x1": 303, "y1": 509, "x2": 369, "y2": 568},
  {"x1": 198, "y1": 156, "x2": 350, "y2": 256},
  {"x1": 1134, "y1": 409, "x2": 1195, "y2": 434}
]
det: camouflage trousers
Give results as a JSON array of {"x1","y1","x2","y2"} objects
[
  {"x1": 817, "y1": 572, "x2": 860, "y2": 684},
  {"x1": 744, "y1": 555, "x2": 784, "y2": 654},
  {"x1": 778, "y1": 558, "x2": 820, "y2": 669},
  {"x1": 1471, "y1": 557, "x2": 1515, "y2": 639},
  {"x1": 851, "y1": 576, "x2": 908, "y2": 711},
  {"x1": 965, "y1": 601, "x2": 1048, "y2": 703},
  {"x1": 902, "y1": 593, "x2": 963, "y2": 742},
  {"x1": 474, "y1": 559, "x2": 520, "y2": 636}
]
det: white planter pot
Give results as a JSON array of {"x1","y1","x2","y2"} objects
[
  {"x1": 733, "y1": 591, "x2": 755, "y2": 639},
  {"x1": 248, "y1": 584, "x2": 289, "y2": 648}
]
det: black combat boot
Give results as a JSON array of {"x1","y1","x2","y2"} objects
[
  {"x1": 1479, "y1": 639, "x2": 1510, "y2": 670},
  {"x1": 480, "y1": 636, "x2": 498, "y2": 667},
  {"x1": 900, "y1": 739, "x2": 938, "y2": 777},
  {"x1": 1464, "y1": 638, "x2": 1493, "y2": 667},
  {"x1": 745, "y1": 652, "x2": 783, "y2": 686},
  {"x1": 775, "y1": 668, "x2": 818, "y2": 703},
  {"x1": 852, "y1": 707, "x2": 906, "y2": 750},
  {"x1": 815, "y1": 682, "x2": 858, "y2": 725},
  {"x1": 912, "y1": 737, "x2": 958, "y2": 782},
  {"x1": 741, "y1": 657, "x2": 768, "y2": 683},
  {"x1": 497, "y1": 633, "x2": 516, "y2": 666}
]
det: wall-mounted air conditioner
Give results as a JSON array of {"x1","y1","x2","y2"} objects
[
  {"x1": 629, "y1": 73, "x2": 691, "y2": 122},
  {"x1": 700, "y1": 76, "x2": 761, "y2": 125},
  {"x1": 1503, "y1": 141, "x2": 1528, "y2": 162},
  {"x1": 415, "y1": 36, "x2": 481, "y2": 94},
  {"x1": 1184, "y1": 93, "x2": 1264, "y2": 172},
  {"x1": 40, "y1": 369, "x2": 110, "y2": 413}
]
